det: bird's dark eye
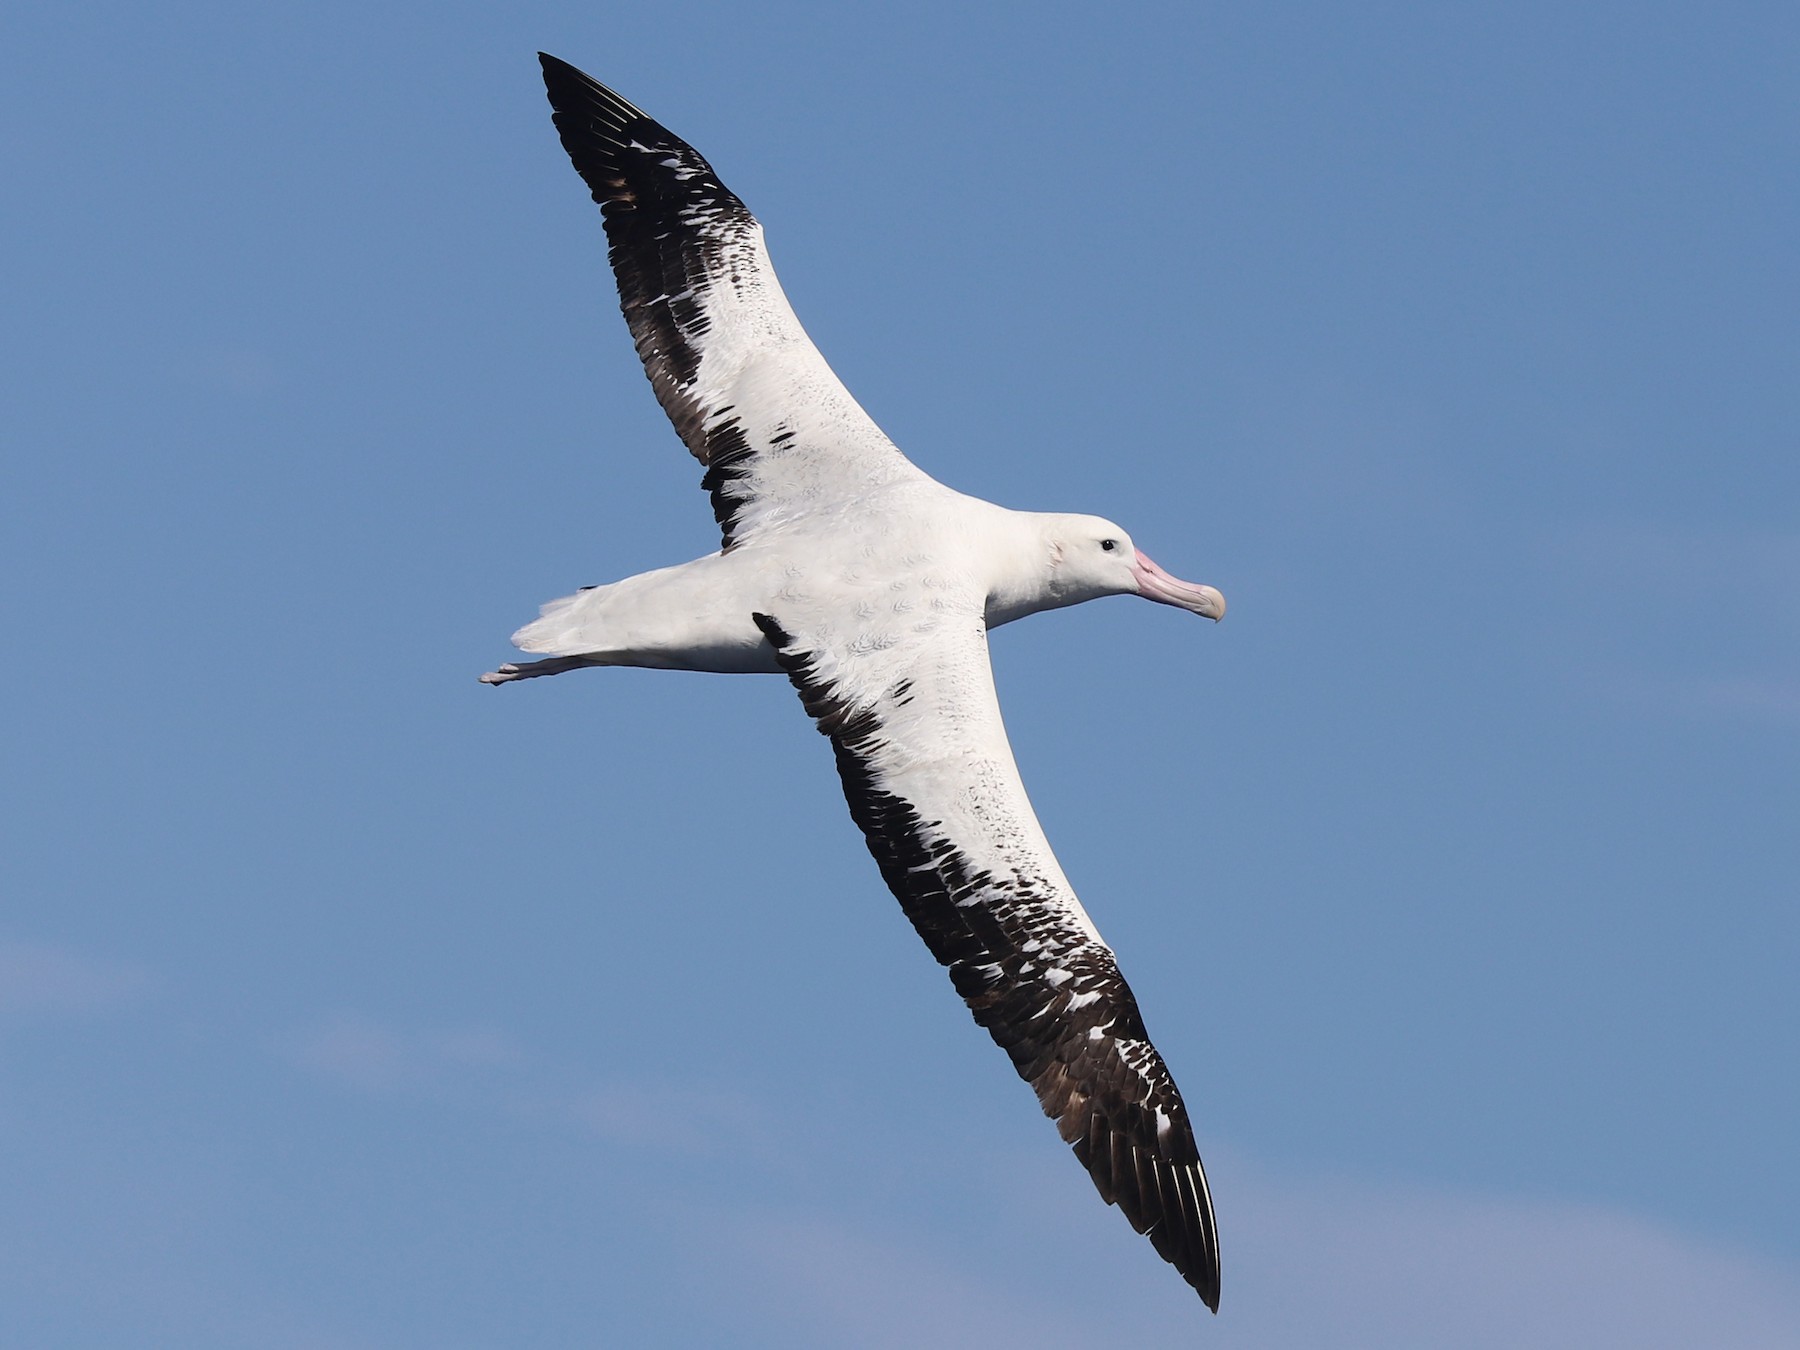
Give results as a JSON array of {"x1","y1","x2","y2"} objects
[{"x1": 1100, "y1": 538, "x2": 1118, "y2": 552}]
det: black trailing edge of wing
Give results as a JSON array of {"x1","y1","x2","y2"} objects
[{"x1": 751, "y1": 613, "x2": 1222, "y2": 1310}]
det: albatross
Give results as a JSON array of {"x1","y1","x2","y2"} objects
[{"x1": 485, "y1": 53, "x2": 1227, "y2": 1310}]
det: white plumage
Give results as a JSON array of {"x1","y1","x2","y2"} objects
[{"x1": 485, "y1": 54, "x2": 1228, "y2": 1309}]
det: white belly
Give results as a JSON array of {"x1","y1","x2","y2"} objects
[{"x1": 508, "y1": 487, "x2": 1033, "y2": 675}]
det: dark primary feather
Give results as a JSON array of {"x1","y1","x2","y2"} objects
[
  {"x1": 535, "y1": 51, "x2": 1221, "y2": 1310},
  {"x1": 754, "y1": 614, "x2": 1222, "y2": 1310},
  {"x1": 538, "y1": 53, "x2": 762, "y2": 546}
]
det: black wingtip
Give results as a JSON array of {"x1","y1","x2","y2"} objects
[
  {"x1": 537, "y1": 51, "x2": 583, "y2": 86},
  {"x1": 536, "y1": 52, "x2": 654, "y2": 132},
  {"x1": 538, "y1": 51, "x2": 590, "y2": 101}
]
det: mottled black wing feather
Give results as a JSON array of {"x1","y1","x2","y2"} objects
[
  {"x1": 754, "y1": 613, "x2": 1222, "y2": 1310},
  {"x1": 538, "y1": 55, "x2": 922, "y2": 549},
  {"x1": 538, "y1": 53, "x2": 761, "y2": 542}
]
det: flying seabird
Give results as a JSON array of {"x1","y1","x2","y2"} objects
[{"x1": 485, "y1": 53, "x2": 1227, "y2": 1310}]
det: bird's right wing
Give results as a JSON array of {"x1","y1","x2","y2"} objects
[
  {"x1": 752, "y1": 606, "x2": 1221, "y2": 1309},
  {"x1": 539, "y1": 55, "x2": 926, "y2": 550}
]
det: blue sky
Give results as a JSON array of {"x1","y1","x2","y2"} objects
[{"x1": 3, "y1": 1, "x2": 1796, "y2": 1344}]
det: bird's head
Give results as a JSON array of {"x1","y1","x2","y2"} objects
[{"x1": 1047, "y1": 515, "x2": 1226, "y2": 620}]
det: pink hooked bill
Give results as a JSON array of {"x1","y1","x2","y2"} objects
[{"x1": 1132, "y1": 550, "x2": 1226, "y2": 620}]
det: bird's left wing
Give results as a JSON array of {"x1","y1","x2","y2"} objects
[{"x1": 751, "y1": 606, "x2": 1221, "y2": 1309}]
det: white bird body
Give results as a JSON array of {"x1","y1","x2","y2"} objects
[
  {"x1": 486, "y1": 54, "x2": 1229, "y2": 1309},
  {"x1": 511, "y1": 492, "x2": 1172, "y2": 674}
]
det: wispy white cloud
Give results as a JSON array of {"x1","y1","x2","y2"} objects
[
  {"x1": 567, "y1": 1080, "x2": 760, "y2": 1155},
  {"x1": 289, "y1": 1012, "x2": 756, "y2": 1154},
  {"x1": 712, "y1": 1208, "x2": 1087, "y2": 1349},
  {"x1": 291, "y1": 1015, "x2": 417, "y2": 1091},
  {"x1": 291, "y1": 1014, "x2": 527, "y2": 1094},
  {"x1": 1695, "y1": 675, "x2": 1800, "y2": 723},
  {"x1": 972, "y1": 1148, "x2": 1800, "y2": 1349},
  {"x1": 0, "y1": 937, "x2": 153, "y2": 1020},
  {"x1": 283, "y1": 1011, "x2": 1800, "y2": 1346},
  {"x1": 1208, "y1": 1156, "x2": 1800, "y2": 1349},
  {"x1": 690, "y1": 1148, "x2": 1800, "y2": 1348},
  {"x1": 1610, "y1": 671, "x2": 1800, "y2": 728}
]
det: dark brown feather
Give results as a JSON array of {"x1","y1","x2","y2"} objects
[{"x1": 754, "y1": 613, "x2": 1221, "y2": 1310}]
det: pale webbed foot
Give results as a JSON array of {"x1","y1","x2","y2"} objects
[{"x1": 478, "y1": 655, "x2": 601, "y2": 686}]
